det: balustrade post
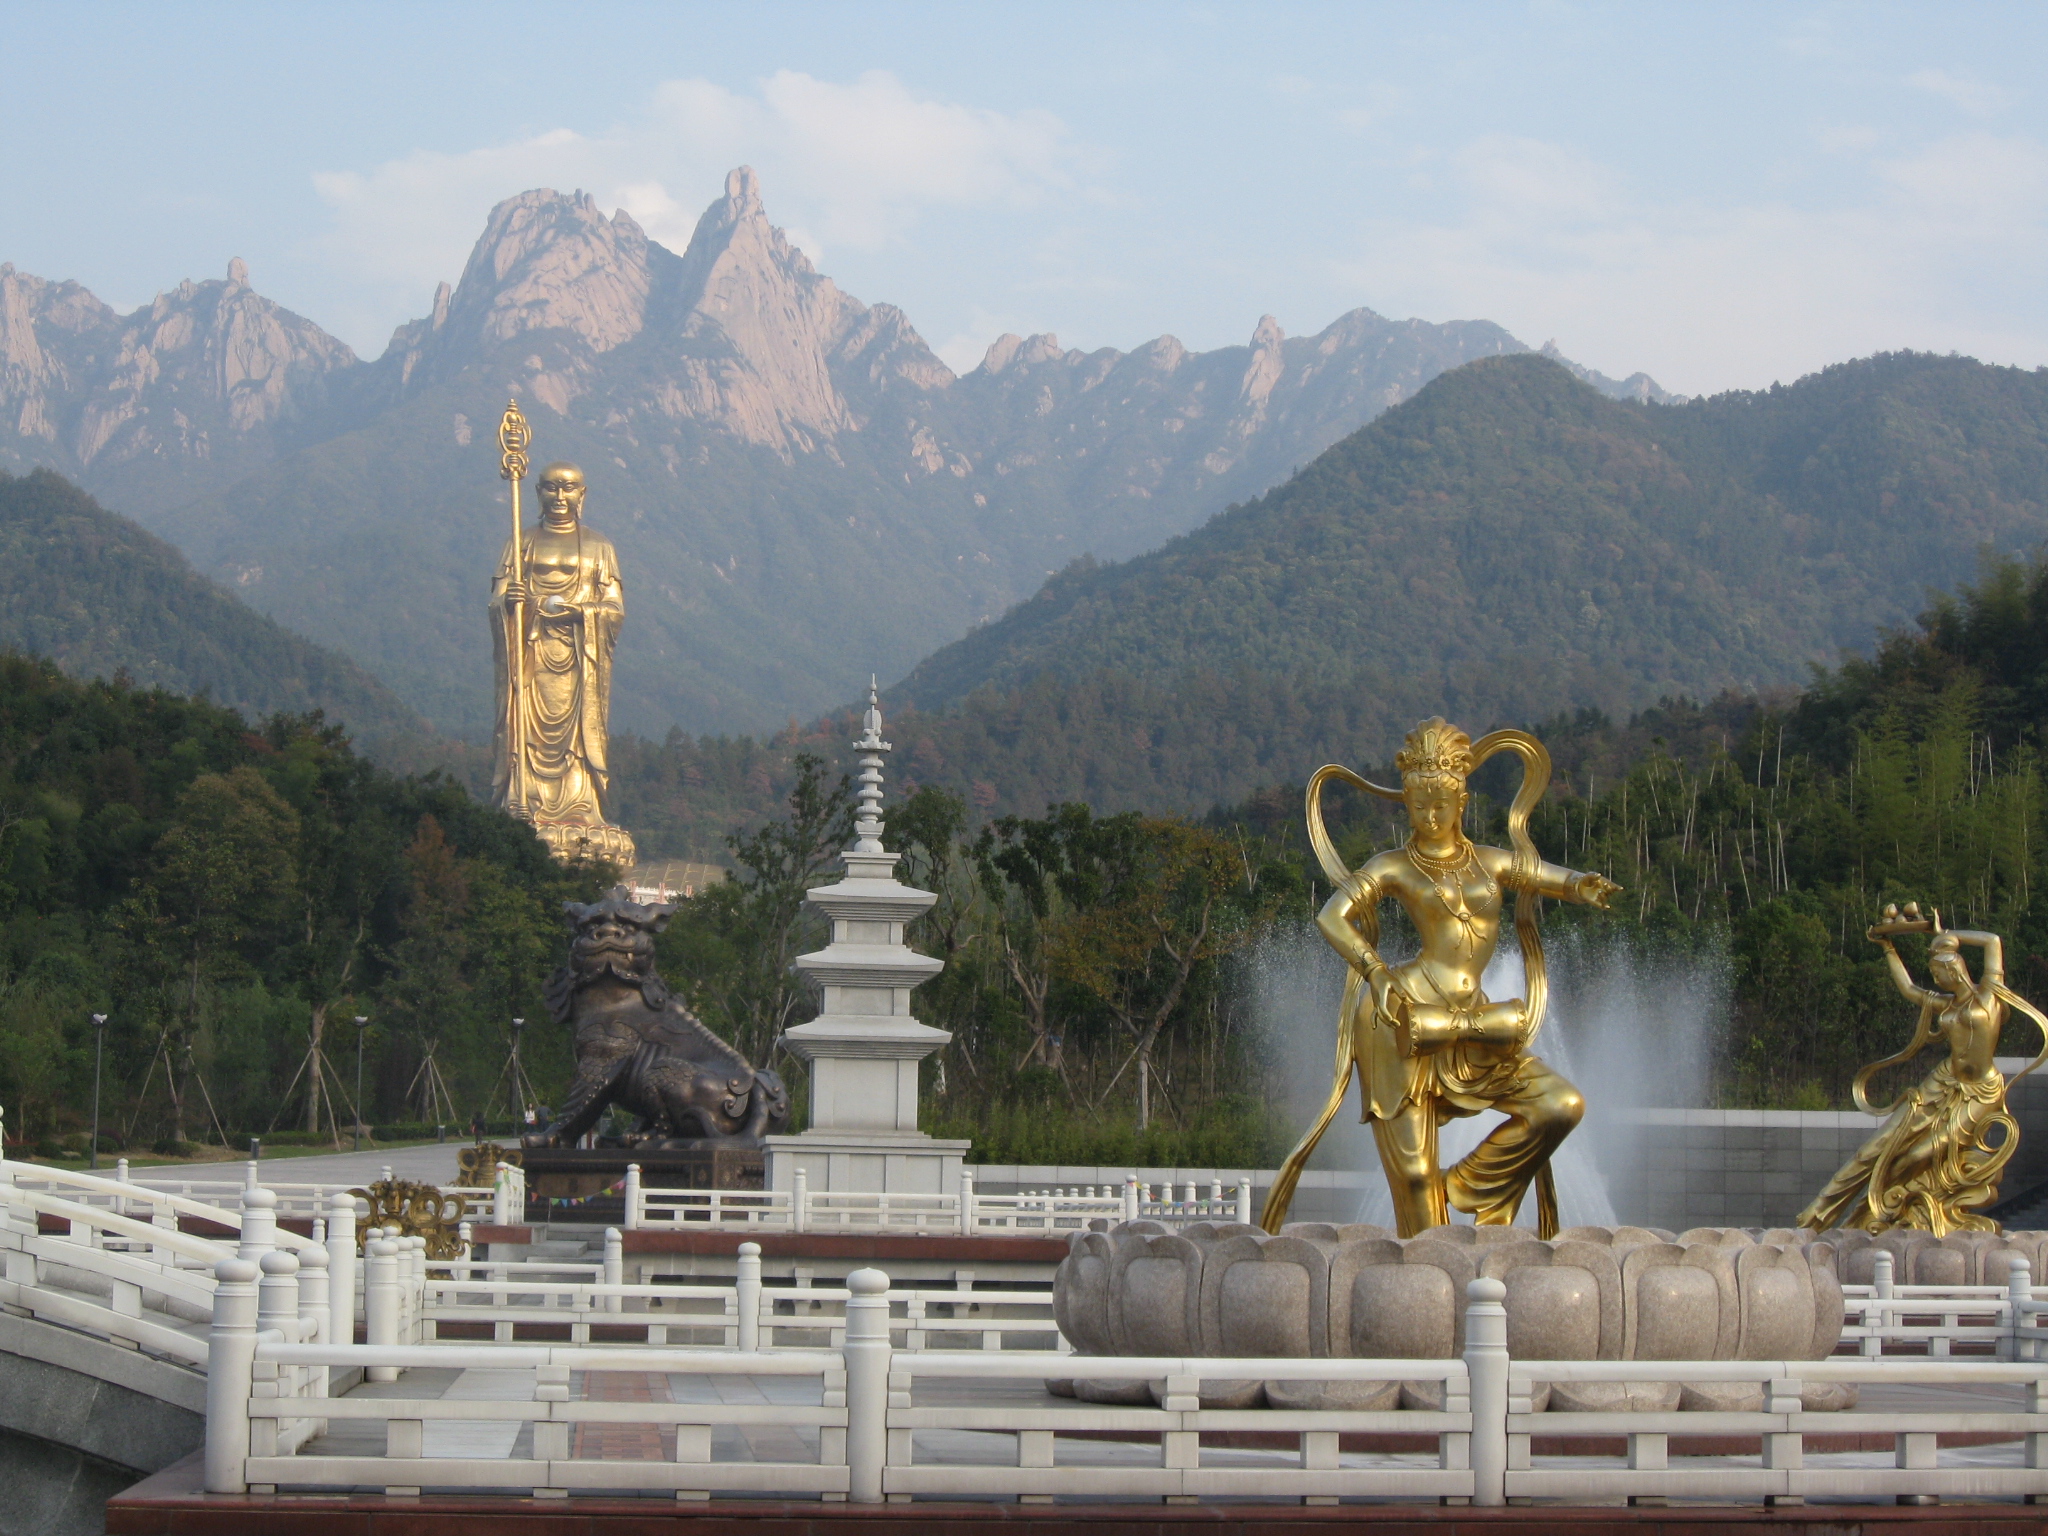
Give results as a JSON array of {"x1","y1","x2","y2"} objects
[
  {"x1": 297, "y1": 1244, "x2": 331, "y2": 1409},
  {"x1": 365, "y1": 1238, "x2": 400, "y2": 1382},
  {"x1": 325, "y1": 1192, "x2": 356, "y2": 1349},
  {"x1": 604, "y1": 1226, "x2": 624, "y2": 1313},
  {"x1": 204, "y1": 1257, "x2": 260, "y2": 1493},
  {"x1": 794, "y1": 1168, "x2": 810, "y2": 1234},
  {"x1": 458, "y1": 1220, "x2": 473, "y2": 1268},
  {"x1": 1125, "y1": 1175, "x2": 1139, "y2": 1223},
  {"x1": 737, "y1": 1240, "x2": 763, "y2": 1352},
  {"x1": 624, "y1": 1164, "x2": 642, "y2": 1232},
  {"x1": 843, "y1": 1267, "x2": 891, "y2": 1504},
  {"x1": 1235, "y1": 1179, "x2": 1252, "y2": 1225},
  {"x1": 258, "y1": 1248, "x2": 301, "y2": 1334},
  {"x1": 493, "y1": 1163, "x2": 512, "y2": 1227},
  {"x1": 257, "y1": 1249, "x2": 301, "y2": 1409},
  {"x1": 237, "y1": 1186, "x2": 278, "y2": 1264},
  {"x1": 1463, "y1": 1277, "x2": 1508, "y2": 1507},
  {"x1": 405, "y1": 1235, "x2": 427, "y2": 1340},
  {"x1": 958, "y1": 1170, "x2": 975, "y2": 1236},
  {"x1": 1869, "y1": 1248, "x2": 1895, "y2": 1358},
  {"x1": 2010, "y1": 1253, "x2": 2036, "y2": 1362},
  {"x1": 245, "y1": 1159, "x2": 260, "y2": 1191}
]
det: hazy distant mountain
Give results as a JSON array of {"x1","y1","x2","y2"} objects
[
  {"x1": 0, "y1": 468, "x2": 429, "y2": 741},
  {"x1": 0, "y1": 168, "x2": 1671, "y2": 736}
]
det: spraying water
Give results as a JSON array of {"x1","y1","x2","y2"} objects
[{"x1": 1243, "y1": 917, "x2": 1728, "y2": 1229}]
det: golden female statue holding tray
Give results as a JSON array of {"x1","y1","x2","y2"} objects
[
  {"x1": 1262, "y1": 718, "x2": 1620, "y2": 1238},
  {"x1": 1798, "y1": 903, "x2": 2048, "y2": 1236}
]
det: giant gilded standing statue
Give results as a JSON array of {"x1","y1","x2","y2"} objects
[
  {"x1": 489, "y1": 401, "x2": 637, "y2": 866},
  {"x1": 1263, "y1": 719, "x2": 1621, "y2": 1238}
]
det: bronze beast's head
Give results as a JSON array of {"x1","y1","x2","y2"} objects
[{"x1": 563, "y1": 886, "x2": 671, "y2": 991}]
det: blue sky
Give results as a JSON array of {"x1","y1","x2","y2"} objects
[{"x1": 4, "y1": 1, "x2": 2043, "y2": 394}]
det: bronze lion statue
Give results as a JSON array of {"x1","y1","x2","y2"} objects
[{"x1": 522, "y1": 887, "x2": 789, "y2": 1148}]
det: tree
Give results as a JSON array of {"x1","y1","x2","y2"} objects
[
  {"x1": 134, "y1": 767, "x2": 298, "y2": 1139},
  {"x1": 662, "y1": 753, "x2": 854, "y2": 1064},
  {"x1": 379, "y1": 816, "x2": 471, "y2": 1126},
  {"x1": 1051, "y1": 819, "x2": 1268, "y2": 1125}
]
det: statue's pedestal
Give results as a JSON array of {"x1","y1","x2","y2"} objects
[
  {"x1": 523, "y1": 1144, "x2": 762, "y2": 1222},
  {"x1": 763, "y1": 1132, "x2": 969, "y2": 1196},
  {"x1": 528, "y1": 817, "x2": 637, "y2": 867}
]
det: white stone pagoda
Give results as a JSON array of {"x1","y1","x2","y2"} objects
[{"x1": 763, "y1": 682, "x2": 968, "y2": 1195}]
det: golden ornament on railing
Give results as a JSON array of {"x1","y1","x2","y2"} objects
[
  {"x1": 455, "y1": 1141, "x2": 520, "y2": 1189},
  {"x1": 351, "y1": 1178, "x2": 469, "y2": 1260}
]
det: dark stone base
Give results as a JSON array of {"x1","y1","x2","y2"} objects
[{"x1": 520, "y1": 1143, "x2": 763, "y2": 1220}]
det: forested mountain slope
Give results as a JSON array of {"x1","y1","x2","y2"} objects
[
  {"x1": 864, "y1": 351, "x2": 2048, "y2": 816},
  {"x1": 0, "y1": 469, "x2": 429, "y2": 743}
]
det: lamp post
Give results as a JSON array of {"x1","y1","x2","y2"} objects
[
  {"x1": 511, "y1": 1017, "x2": 526, "y2": 1129},
  {"x1": 89, "y1": 1014, "x2": 108, "y2": 1170},
  {"x1": 353, "y1": 1016, "x2": 369, "y2": 1151}
]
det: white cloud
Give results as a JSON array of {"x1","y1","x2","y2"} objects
[
  {"x1": 304, "y1": 70, "x2": 1077, "y2": 350},
  {"x1": 1330, "y1": 131, "x2": 2048, "y2": 394},
  {"x1": 1909, "y1": 68, "x2": 2011, "y2": 119}
]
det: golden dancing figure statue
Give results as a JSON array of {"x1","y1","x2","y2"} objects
[
  {"x1": 1798, "y1": 904, "x2": 2047, "y2": 1236},
  {"x1": 1262, "y1": 719, "x2": 1621, "y2": 1238},
  {"x1": 489, "y1": 402, "x2": 636, "y2": 866}
]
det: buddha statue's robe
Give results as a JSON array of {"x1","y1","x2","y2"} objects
[{"x1": 488, "y1": 519, "x2": 625, "y2": 843}]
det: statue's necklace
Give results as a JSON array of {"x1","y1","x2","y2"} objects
[{"x1": 1406, "y1": 837, "x2": 1490, "y2": 948}]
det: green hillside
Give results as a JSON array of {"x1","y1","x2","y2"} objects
[
  {"x1": 0, "y1": 469, "x2": 431, "y2": 746},
  {"x1": 862, "y1": 351, "x2": 2048, "y2": 813}
]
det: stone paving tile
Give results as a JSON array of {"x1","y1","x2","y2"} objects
[
  {"x1": 668, "y1": 1369, "x2": 823, "y2": 1464},
  {"x1": 422, "y1": 1368, "x2": 532, "y2": 1460},
  {"x1": 574, "y1": 1370, "x2": 670, "y2": 1460}
]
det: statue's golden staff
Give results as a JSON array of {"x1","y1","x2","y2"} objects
[{"x1": 498, "y1": 400, "x2": 531, "y2": 814}]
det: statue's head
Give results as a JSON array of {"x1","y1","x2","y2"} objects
[
  {"x1": 537, "y1": 461, "x2": 587, "y2": 523},
  {"x1": 563, "y1": 885, "x2": 671, "y2": 988},
  {"x1": 1395, "y1": 717, "x2": 1472, "y2": 843},
  {"x1": 1928, "y1": 931, "x2": 1971, "y2": 996}
]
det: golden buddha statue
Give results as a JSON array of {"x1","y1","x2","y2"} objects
[
  {"x1": 1798, "y1": 904, "x2": 2047, "y2": 1236},
  {"x1": 1263, "y1": 718, "x2": 1620, "y2": 1238},
  {"x1": 489, "y1": 403, "x2": 636, "y2": 866}
]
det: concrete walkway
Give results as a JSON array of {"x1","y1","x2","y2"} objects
[{"x1": 240, "y1": 1144, "x2": 469, "y2": 1187}]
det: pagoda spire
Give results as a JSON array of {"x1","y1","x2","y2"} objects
[{"x1": 851, "y1": 676, "x2": 890, "y2": 854}]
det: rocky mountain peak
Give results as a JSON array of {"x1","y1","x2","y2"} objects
[
  {"x1": 724, "y1": 164, "x2": 764, "y2": 215},
  {"x1": 443, "y1": 188, "x2": 657, "y2": 358},
  {"x1": 2, "y1": 267, "x2": 116, "y2": 414},
  {"x1": 650, "y1": 165, "x2": 954, "y2": 453},
  {"x1": 226, "y1": 257, "x2": 249, "y2": 288}
]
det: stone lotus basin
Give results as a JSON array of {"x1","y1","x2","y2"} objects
[{"x1": 1051, "y1": 1219, "x2": 2039, "y2": 1414}]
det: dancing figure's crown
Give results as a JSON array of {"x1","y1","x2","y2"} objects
[{"x1": 1395, "y1": 717, "x2": 1473, "y2": 778}]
